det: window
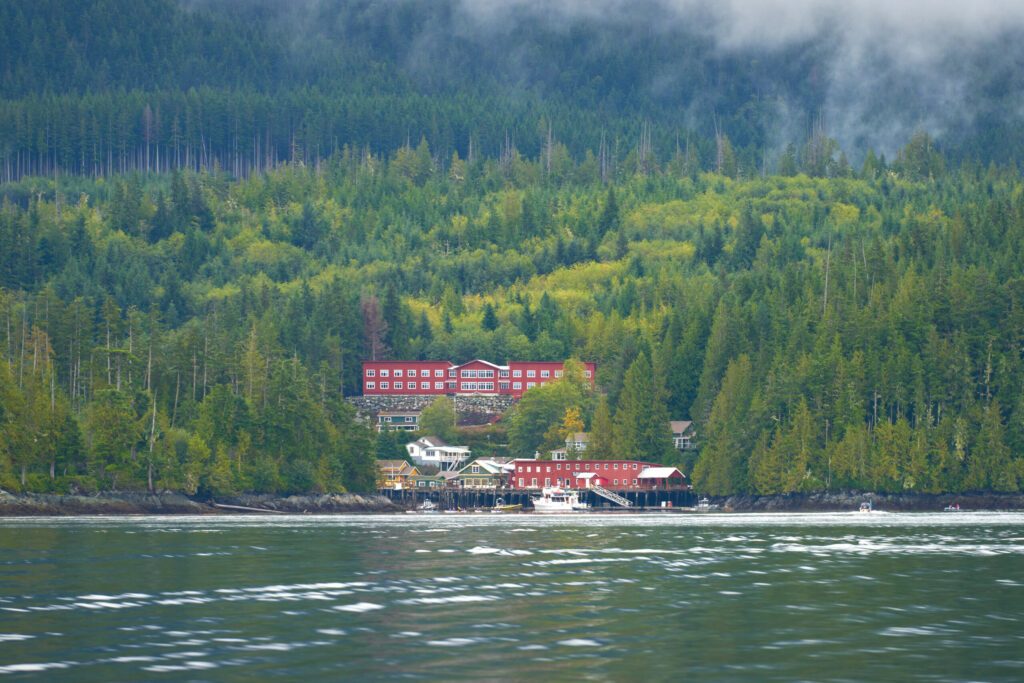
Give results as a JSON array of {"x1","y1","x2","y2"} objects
[
  {"x1": 555, "y1": 370, "x2": 563, "y2": 378},
  {"x1": 499, "y1": 382, "x2": 510, "y2": 390},
  {"x1": 614, "y1": 463, "x2": 619, "y2": 470},
  {"x1": 541, "y1": 370, "x2": 550, "y2": 378},
  {"x1": 446, "y1": 381, "x2": 456, "y2": 389},
  {"x1": 394, "y1": 369, "x2": 403, "y2": 378},
  {"x1": 632, "y1": 479, "x2": 638, "y2": 486},
  {"x1": 380, "y1": 369, "x2": 389, "y2": 377},
  {"x1": 527, "y1": 370, "x2": 536, "y2": 378},
  {"x1": 604, "y1": 464, "x2": 609, "y2": 470},
  {"x1": 575, "y1": 464, "x2": 581, "y2": 471},
  {"x1": 526, "y1": 466, "x2": 532, "y2": 473},
  {"x1": 632, "y1": 463, "x2": 638, "y2": 470},
  {"x1": 366, "y1": 369, "x2": 376, "y2": 377},
  {"x1": 544, "y1": 478, "x2": 551, "y2": 487},
  {"x1": 585, "y1": 371, "x2": 592, "y2": 378},
  {"x1": 395, "y1": 382, "x2": 403, "y2": 390},
  {"x1": 513, "y1": 382, "x2": 522, "y2": 390},
  {"x1": 367, "y1": 382, "x2": 377, "y2": 390},
  {"x1": 406, "y1": 382, "x2": 415, "y2": 390},
  {"x1": 421, "y1": 369, "x2": 429, "y2": 377},
  {"x1": 556, "y1": 463, "x2": 562, "y2": 470},
  {"x1": 513, "y1": 370, "x2": 522, "y2": 378},
  {"x1": 531, "y1": 478, "x2": 538, "y2": 487},
  {"x1": 461, "y1": 369, "x2": 473, "y2": 378},
  {"x1": 614, "y1": 479, "x2": 619, "y2": 486},
  {"x1": 518, "y1": 478, "x2": 524, "y2": 487},
  {"x1": 380, "y1": 382, "x2": 389, "y2": 389},
  {"x1": 448, "y1": 369, "x2": 456, "y2": 378},
  {"x1": 472, "y1": 465, "x2": 480, "y2": 473},
  {"x1": 435, "y1": 369, "x2": 444, "y2": 377},
  {"x1": 546, "y1": 466, "x2": 551, "y2": 473},
  {"x1": 499, "y1": 370, "x2": 509, "y2": 378},
  {"x1": 435, "y1": 382, "x2": 444, "y2": 390},
  {"x1": 527, "y1": 382, "x2": 535, "y2": 388}
]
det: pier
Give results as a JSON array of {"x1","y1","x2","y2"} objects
[{"x1": 379, "y1": 487, "x2": 696, "y2": 511}]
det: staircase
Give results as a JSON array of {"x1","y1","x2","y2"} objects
[{"x1": 591, "y1": 485, "x2": 632, "y2": 507}]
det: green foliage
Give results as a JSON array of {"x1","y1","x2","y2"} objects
[{"x1": 419, "y1": 397, "x2": 457, "y2": 443}]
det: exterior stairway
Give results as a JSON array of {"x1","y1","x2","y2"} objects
[{"x1": 591, "y1": 485, "x2": 633, "y2": 507}]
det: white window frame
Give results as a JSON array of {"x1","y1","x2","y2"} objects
[
  {"x1": 435, "y1": 369, "x2": 444, "y2": 377},
  {"x1": 513, "y1": 370, "x2": 522, "y2": 378},
  {"x1": 380, "y1": 369, "x2": 389, "y2": 377},
  {"x1": 366, "y1": 369, "x2": 376, "y2": 377},
  {"x1": 555, "y1": 370, "x2": 562, "y2": 378},
  {"x1": 395, "y1": 382, "x2": 403, "y2": 390},
  {"x1": 434, "y1": 382, "x2": 443, "y2": 390},
  {"x1": 541, "y1": 370, "x2": 550, "y2": 378},
  {"x1": 366, "y1": 382, "x2": 376, "y2": 389},
  {"x1": 499, "y1": 370, "x2": 509, "y2": 378},
  {"x1": 380, "y1": 381, "x2": 389, "y2": 389},
  {"x1": 527, "y1": 370, "x2": 536, "y2": 378},
  {"x1": 513, "y1": 382, "x2": 522, "y2": 390},
  {"x1": 421, "y1": 369, "x2": 430, "y2": 377},
  {"x1": 394, "y1": 369, "x2": 403, "y2": 378}
]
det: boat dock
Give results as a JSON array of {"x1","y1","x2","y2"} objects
[{"x1": 380, "y1": 487, "x2": 697, "y2": 511}]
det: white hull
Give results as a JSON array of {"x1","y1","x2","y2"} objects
[{"x1": 531, "y1": 487, "x2": 587, "y2": 513}]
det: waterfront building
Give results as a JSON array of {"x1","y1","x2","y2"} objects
[
  {"x1": 377, "y1": 460, "x2": 419, "y2": 489},
  {"x1": 405, "y1": 436, "x2": 472, "y2": 471},
  {"x1": 361, "y1": 359, "x2": 596, "y2": 399},
  {"x1": 377, "y1": 410, "x2": 420, "y2": 432},
  {"x1": 510, "y1": 459, "x2": 688, "y2": 491}
]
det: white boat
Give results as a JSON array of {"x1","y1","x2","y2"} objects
[
  {"x1": 416, "y1": 500, "x2": 437, "y2": 512},
  {"x1": 859, "y1": 501, "x2": 874, "y2": 513},
  {"x1": 531, "y1": 487, "x2": 589, "y2": 513},
  {"x1": 695, "y1": 497, "x2": 718, "y2": 512}
]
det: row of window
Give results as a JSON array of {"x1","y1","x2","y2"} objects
[
  {"x1": 460, "y1": 382, "x2": 495, "y2": 391},
  {"x1": 366, "y1": 381, "x2": 447, "y2": 390},
  {"x1": 523, "y1": 463, "x2": 641, "y2": 473},
  {"x1": 518, "y1": 478, "x2": 640, "y2": 487},
  {"x1": 366, "y1": 368, "x2": 447, "y2": 378},
  {"x1": 366, "y1": 368, "x2": 592, "y2": 379}
]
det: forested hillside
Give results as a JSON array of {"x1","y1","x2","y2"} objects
[{"x1": 1, "y1": 1, "x2": 1023, "y2": 496}]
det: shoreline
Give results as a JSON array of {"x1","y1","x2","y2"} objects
[
  {"x1": 0, "y1": 491, "x2": 401, "y2": 516},
  {"x1": 2, "y1": 490, "x2": 1024, "y2": 516}
]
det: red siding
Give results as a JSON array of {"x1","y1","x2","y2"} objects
[
  {"x1": 361, "y1": 359, "x2": 596, "y2": 398},
  {"x1": 362, "y1": 360, "x2": 453, "y2": 396},
  {"x1": 510, "y1": 459, "x2": 665, "y2": 490}
]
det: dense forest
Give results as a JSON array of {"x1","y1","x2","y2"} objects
[{"x1": 1, "y1": 1, "x2": 1023, "y2": 496}]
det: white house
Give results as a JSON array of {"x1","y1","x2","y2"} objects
[
  {"x1": 406, "y1": 436, "x2": 472, "y2": 471},
  {"x1": 670, "y1": 421, "x2": 697, "y2": 450}
]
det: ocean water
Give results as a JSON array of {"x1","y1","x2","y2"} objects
[{"x1": 0, "y1": 512, "x2": 1022, "y2": 681}]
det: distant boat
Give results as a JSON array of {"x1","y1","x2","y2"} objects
[
  {"x1": 695, "y1": 497, "x2": 718, "y2": 512},
  {"x1": 944, "y1": 503, "x2": 962, "y2": 512},
  {"x1": 531, "y1": 487, "x2": 588, "y2": 513},
  {"x1": 417, "y1": 500, "x2": 437, "y2": 512},
  {"x1": 859, "y1": 501, "x2": 874, "y2": 513}
]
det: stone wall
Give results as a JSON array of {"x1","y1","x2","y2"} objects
[{"x1": 346, "y1": 394, "x2": 515, "y2": 426}]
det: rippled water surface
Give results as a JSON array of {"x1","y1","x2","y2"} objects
[{"x1": 1, "y1": 512, "x2": 1023, "y2": 681}]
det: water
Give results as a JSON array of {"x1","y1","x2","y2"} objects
[{"x1": 1, "y1": 512, "x2": 1022, "y2": 681}]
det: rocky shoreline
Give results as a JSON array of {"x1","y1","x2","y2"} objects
[
  {"x1": 2, "y1": 489, "x2": 1023, "y2": 516},
  {"x1": 716, "y1": 491, "x2": 1024, "y2": 512},
  {"x1": 0, "y1": 491, "x2": 401, "y2": 516}
]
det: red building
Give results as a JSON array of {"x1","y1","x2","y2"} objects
[
  {"x1": 509, "y1": 459, "x2": 688, "y2": 491},
  {"x1": 361, "y1": 359, "x2": 596, "y2": 399}
]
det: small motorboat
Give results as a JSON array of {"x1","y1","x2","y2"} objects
[
  {"x1": 416, "y1": 500, "x2": 438, "y2": 512},
  {"x1": 944, "y1": 503, "x2": 962, "y2": 512},
  {"x1": 859, "y1": 501, "x2": 874, "y2": 513},
  {"x1": 695, "y1": 497, "x2": 718, "y2": 512}
]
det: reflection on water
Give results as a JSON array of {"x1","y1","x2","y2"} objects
[{"x1": 1, "y1": 513, "x2": 1022, "y2": 681}]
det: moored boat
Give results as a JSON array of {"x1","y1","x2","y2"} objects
[{"x1": 531, "y1": 487, "x2": 588, "y2": 513}]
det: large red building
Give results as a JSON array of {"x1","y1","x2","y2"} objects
[
  {"x1": 509, "y1": 459, "x2": 688, "y2": 491},
  {"x1": 361, "y1": 359, "x2": 596, "y2": 399}
]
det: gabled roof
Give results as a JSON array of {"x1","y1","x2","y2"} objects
[
  {"x1": 669, "y1": 420, "x2": 693, "y2": 434},
  {"x1": 451, "y1": 359, "x2": 507, "y2": 371},
  {"x1": 457, "y1": 459, "x2": 508, "y2": 476},
  {"x1": 377, "y1": 460, "x2": 417, "y2": 474},
  {"x1": 567, "y1": 432, "x2": 590, "y2": 442},
  {"x1": 638, "y1": 467, "x2": 685, "y2": 479},
  {"x1": 411, "y1": 436, "x2": 449, "y2": 449}
]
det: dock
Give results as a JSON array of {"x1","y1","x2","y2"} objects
[{"x1": 380, "y1": 487, "x2": 696, "y2": 512}]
